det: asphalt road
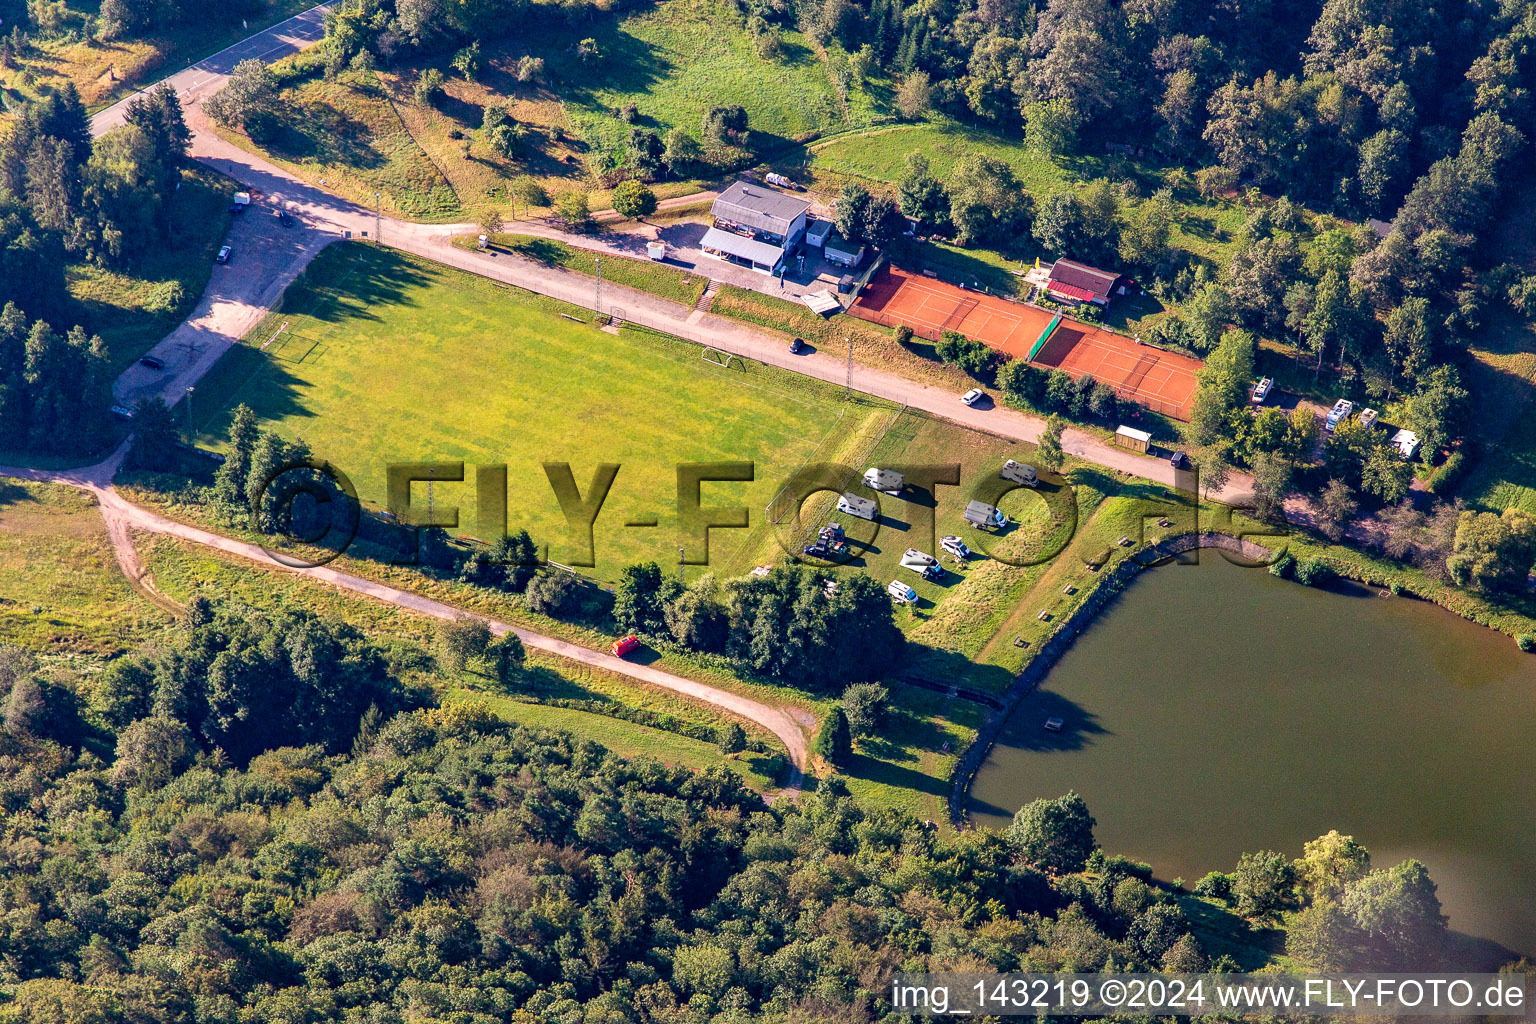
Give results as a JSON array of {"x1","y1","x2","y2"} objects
[{"x1": 90, "y1": 2, "x2": 335, "y2": 134}]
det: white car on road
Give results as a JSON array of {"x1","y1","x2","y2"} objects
[{"x1": 961, "y1": 388, "x2": 985, "y2": 406}]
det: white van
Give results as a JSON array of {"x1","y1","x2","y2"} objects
[
  {"x1": 941, "y1": 535, "x2": 972, "y2": 559},
  {"x1": 862, "y1": 467, "x2": 905, "y2": 493},
  {"x1": 964, "y1": 500, "x2": 1006, "y2": 530},
  {"x1": 1001, "y1": 459, "x2": 1038, "y2": 487},
  {"x1": 836, "y1": 492, "x2": 877, "y2": 521},
  {"x1": 887, "y1": 580, "x2": 917, "y2": 603}
]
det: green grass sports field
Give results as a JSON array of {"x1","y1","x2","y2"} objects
[{"x1": 190, "y1": 243, "x2": 891, "y2": 581}]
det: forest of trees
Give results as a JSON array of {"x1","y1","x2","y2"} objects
[
  {"x1": 0, "y1": 83, "x2": 193, "y2": 455},
  {"x1": 0, "y1": 608, "x2": 1472, "y2": 1021},
  {"x1": 0, "y1": 83, "x2": 192, "y2": 322},
  {"x1": 613, "y1": 562, "x2": 905, "y2": 691}
]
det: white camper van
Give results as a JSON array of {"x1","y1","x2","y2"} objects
[
  {"x1": 836, "y1": 492, "x2": 877, "y2": 521},
  {"x1": 1000, "y1": 459, "x2": 1039, "y2": 487},
  {"x1": 900, "y1": 548, "x2": 944, "y2": 580},
  {"x1": 964, "y1": 500, "x2": 1006, "y2": 530},
  {"x1": 941, "y1": 535, "x2": 972, "y2": 560},
  {"x1": 862, "y1": 467, "x2": 906, "y2": 493}
]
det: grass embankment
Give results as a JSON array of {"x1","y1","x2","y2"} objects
[
  {"x1": 709, "y1": 283, "x2": 987, "y2": 393},
  {"x1": 0, "y1": 480, "x2": 164, "y2": 656},
  {"x1": 210, "y1": 63, "x2": 463, "y2": 220},
  {"x1": 465, "y1": 233, "x2": 708, "y2": 306},
  {"x1": 66, "y1": 166, "x2": 236, "y2": 374},
  {"x1": 0, "y1": 0, "x2": 317, "y2": 112}
]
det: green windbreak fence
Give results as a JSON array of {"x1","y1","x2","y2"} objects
[{"x1": 1028, "y1": 314, "x2": 1061, "y2": 362}]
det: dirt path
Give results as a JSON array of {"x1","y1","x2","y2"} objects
[{"x1": 0, "y1": 456, "x2": 809, "y2": 788}]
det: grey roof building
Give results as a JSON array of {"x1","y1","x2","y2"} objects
[{"x1": 711, "y1": 181, "x2": 811, "y2": 241}]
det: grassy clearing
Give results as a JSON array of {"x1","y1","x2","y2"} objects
[
  {"x1": 0, "y1": 480, "x2": 163, "y2": 655},
  {"x1": 839, "y1": 681, "x2": 983, "y2": 821},
  {"x1": 467, "y1": 232, "x2": 708, "y2": 306},
  {"x1": 213, "y1": 67, "x2": 462, "y2": 220},
  {"x1": 541, "y1": 0, "x2": 884, "y2": 171},
  {"x1": 65, "y1": 166, "x2": 236, "y2": 374},
  {"x1": 1455, "y1": 305, "x2": 1536, "y2": 512},
  {"x1": 0, "y1": 0, "x2": 317, "y2": 112},
  {"x1": 187, "y1": 242, "x2": 886, "y2": 582}
]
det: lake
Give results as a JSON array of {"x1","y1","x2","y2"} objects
[{"x1": 968, "y1": 551, "x2": 1536, "y2": 958}]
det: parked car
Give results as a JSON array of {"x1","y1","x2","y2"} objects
[
  {"x1": 961, "y1": 388, "x2": 985, "y2": 406},
  {"x1": 1169, "y1": 451, "x2": 1192, "y2": 471},
  {"x1": 109, "y1": 404, "x2": 135, "y2": 420},
  {"x1": 216, "y1": 245, "x2": 232, "y2": 264},
  {"x1": 789, "y1": 337, "x2": 805, "y2": 354},
  {"x1": 887, "y1": 580, "x2": 917, "y2": 604},
  {"x1": 610, "y1": 635, "x2": 641, "y2": 659},
  {"x1": 1252, "y1": 377, "x2": 1273, "y2": 404},
  {"x1": 138, "y1": 355, "x2": 164, "y2": 370}
]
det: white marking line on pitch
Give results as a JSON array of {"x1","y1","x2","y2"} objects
[{"x1": 262, "y1": 321, "x2": 290, "y2": 350}]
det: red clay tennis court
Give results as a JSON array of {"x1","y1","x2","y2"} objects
[{"x1": 851, "y1": 265, "x2": 1200, "y2": 419}]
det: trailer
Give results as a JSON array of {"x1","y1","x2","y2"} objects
[
  {"x1": 836, "y1": 492, "x2": 877, "y2": 521},
  {"x1": 645, "y1": 241, "x2": 666, "y2": 261},
  {"x1": 964, "y1": 500, "x2": 1006, "y2": 530},
  {"x1": 863, "y1": 467, "x2": 906, "y2": 492},
  {"x1": 1359, "y1": 407, "x2": 1379, "y2": 432},
  {"x1": 1000, "y1": 459, "x2": 1039, "y2": 487},
  {"x1": 1114, "y1": 425, "x2": 1152, "y2": 453}
]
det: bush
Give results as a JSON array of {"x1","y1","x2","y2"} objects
[
  {"x1": 1268, "y1": 551, "x2": 1295, "y2": 579},
  {"x1": 894, "y1": 324, "x2": 913, "y2": 346},
  {"x1": 525, "y1": 571, "x2": 582, "y2": 618},
  {"x1": 1518, "y1": 634, "x2": 1535, "y2": 652},
  {"x1": 1292, "y1": 557, "x2": 1330, "y2": 587},
  {"x1": 413, "y1": 68, "x2": 445, "y2": 107},
  {"x1": 611, "y1": 179, "x2": 657, "y2": 219},
  {"x1": 145, "y1": 280, "x2": 187, "y2": 315},
  {"x1": 1193, "y1": 870, "x2": 1233, "y2": 901},
  {"x1": 716, "y1": 722, "x2": 746, "y2": 753},
  {"x1": 935, "y1": 330, "x2": 996, "y2": 381},
  {"x1": 840, "y1": 682, "x2": 889, "y2": 737},
  {"x1": 813, "y1": 706, "x2": 852, "y2": 767},
  {"x1": 1422, "y1": 450, "x2": 1465, "y2": 494}
]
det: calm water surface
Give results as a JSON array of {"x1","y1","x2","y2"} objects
[{"x1": 969, "y1": 553, "x2": 1536, "y2": 957}]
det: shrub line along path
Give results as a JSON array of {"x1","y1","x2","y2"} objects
[{"x1": 0, "y1": 448, "x2": 810, "y2": 790}]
